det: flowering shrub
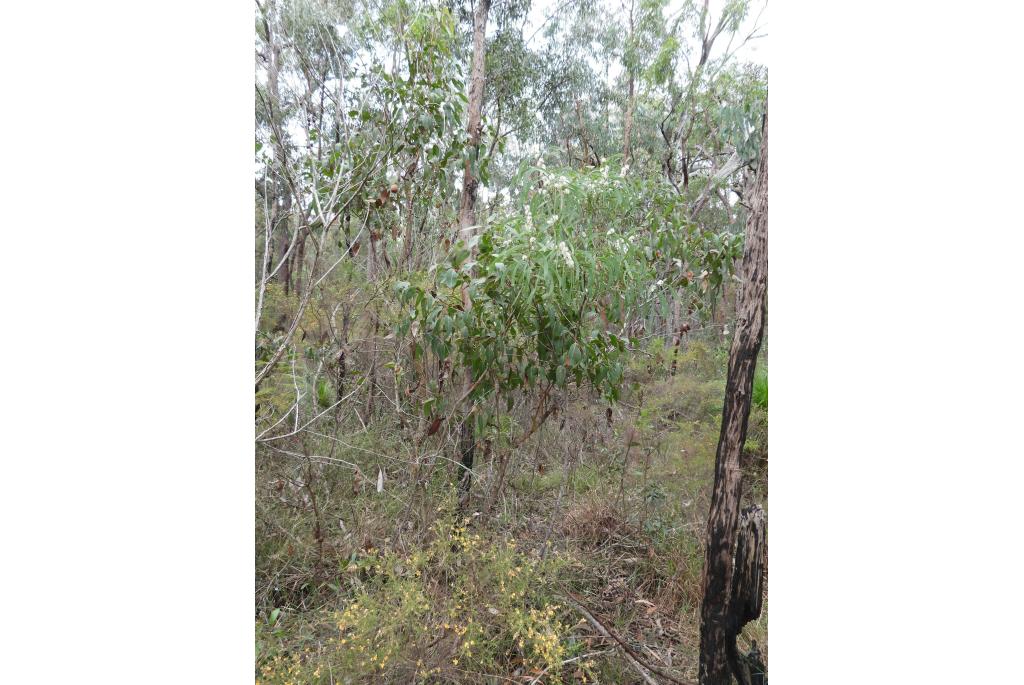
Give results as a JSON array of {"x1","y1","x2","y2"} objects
[
  {"x1": 256, "y1": 501, "x2": 578, "y2": 683},
  {"x1": 510, "y1": 604, "x2": 568, "y2": 672}
]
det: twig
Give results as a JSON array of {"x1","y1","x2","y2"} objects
[{"x1": 527, "y1": 650, "x2": 608, "y2": 685}]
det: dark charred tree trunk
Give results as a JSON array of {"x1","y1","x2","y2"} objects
[
  {"x1": 698, "y1": 105, "x2": 768, "y2": 685},
  {"x1": 670, "y1": 320, "x2": 690, "y2": 376},
  {"x1": 727, "y1": 507, "x2": 767, "y2": 685},
  {"x1": 458, "y1": 419, "x2": 475, "y2": 493}
]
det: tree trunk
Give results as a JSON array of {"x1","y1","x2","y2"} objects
[
  {"x1": 292, "y1": 225, "x2": 306, "y2": 293},
  {"x1": 623, "y1": 75, "x2": 635, "y2": 167},
  {"x1": 456, "y1": 0, "x2": 490, "y2": 494},
  {"x1": 727, "y1": 506, "x2": 767, "y2": 685},
  {"x1": 276, "y1": 190, "x2": 293, "y2": 296},
  {"x1": 403, "y1": 164, "x2": 416, "y2": 269},
  {"x1": 622, "y1": 0, "x2": 636, "y2": 168},
  {"x1": 457, "y1": 0, "x2": 490, "y2": 246},
  {"x1": 698, "y1": 105, "x2": 767, "y2": 685},
  {"x1": 261, "y1": 1, "x2": 294, "y2": 296}
]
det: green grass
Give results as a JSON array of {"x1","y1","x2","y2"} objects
[
  {"x1": 255, "y1": 338, "x2": 767, "y2": 684},
  {"x1": 752, "y1": 368, "x2": 768, "y2": 410}
]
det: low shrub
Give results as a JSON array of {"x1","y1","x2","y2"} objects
[{"x1": 256, "y1": 501, "x2": 581, "y2": 684}]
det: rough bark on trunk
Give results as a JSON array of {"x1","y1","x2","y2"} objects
[
  {"x1": 698, "y1": 105, "x2": 767, "y2": 685},
  {"x1": 727, "y1": 506, "x2": 767, "y2": 685}
]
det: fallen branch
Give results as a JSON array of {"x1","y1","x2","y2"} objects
[{"x1": 561, "y1": 590, "x2": 693, "y2": 685}]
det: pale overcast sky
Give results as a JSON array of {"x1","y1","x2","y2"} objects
[
  {"x1": 262, "y1": 0, "x2": 766, "y2": 175},
  {"x1": 520, "y1": 0, "x2": 768, "y2": 70}
]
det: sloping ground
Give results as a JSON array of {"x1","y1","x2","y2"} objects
[{"x1": 255, "y1": 340, "x2": 767, "y2": 684}]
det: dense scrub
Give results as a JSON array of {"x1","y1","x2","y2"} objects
[
  {"x1": 256, "y1": 331, "x2": 767, "y2": 683},
  {"x1": 255, "y1": 0, "x2": 767, "y2": 681}
]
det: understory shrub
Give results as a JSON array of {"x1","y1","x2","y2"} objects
[{"x1": 256, "y1": 501, "x2": 585, "y2": 684}]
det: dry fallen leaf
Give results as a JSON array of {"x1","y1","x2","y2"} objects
[{"x1": 426, "y1": 416, "x2": 443, "y2": 437}]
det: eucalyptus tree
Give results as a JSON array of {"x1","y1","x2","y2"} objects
[
  {"x1": 620, "y1": 0, "x2": 767, "y2": 336},
  {"x1": 453, "y1": 0, "x2": 493, "y2": 491},
  {"x1": 396, "y1": 158, "x2": 744, "y2": 502},
  {"x1": 255, "y1": 0, "x2": 471, "y2": 421},
  {"x1": 478, "y1": 0, "x2": 540, "y2": 184},
  {"x1": 525, "y1": 0, "x2": 617, "y2": 169},
  {"x1": 698, "y1": 104, "x2": 767, "y2": 685},
  {"x1": 622, "y1": 0, "x2": 670, "y2": 168},
  {"x1": 652, "y1": 0, "x2": 765, "y2": 196},
  {"x1": 254, "y1": 1, "x2": 770, "y2": 678}
]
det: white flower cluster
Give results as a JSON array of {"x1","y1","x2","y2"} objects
[
  {"x1": 541, "y1": 171, "x2": 571, "y2": 191},
  {"x1": 536, "y1": 166, "x2": 624, "y2": 194},
  {"x1": 557, "y1": 241, "x2": 574, "y2": 268}
]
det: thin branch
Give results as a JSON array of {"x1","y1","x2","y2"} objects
[
  {"x1": 562, "y1": 592, "x2": 660, "y2": 685},
  {"x1": 562, "y1": 591, "x2": 695, "y2": 685}
]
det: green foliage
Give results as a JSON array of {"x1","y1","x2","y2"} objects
[
  {"x1": 255, "y1": 0, "x2": 768, "y2": 680},
  {"x1": 714, "y1": 64, "x2": 768, "y2": 162},
  {"x1": 316, "y1": 377, "x2": 333, "y2": 408},
  {"x1": 256, "y1": 507, "x2": 577, "y2": 684},
  {"x1": 396, "y1": 162, "x2": 743, "y2": 427},
  {"x1": 752, "y1": 367, "x2": 767, "y2": 410}
]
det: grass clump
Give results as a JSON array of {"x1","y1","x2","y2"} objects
[{"x1": 752, "y1": 367, "x2": 767, "y2": 410}]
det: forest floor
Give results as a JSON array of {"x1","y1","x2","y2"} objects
[{"x1": 256, "y1": 338, "x2": 767, "y2": 684}]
